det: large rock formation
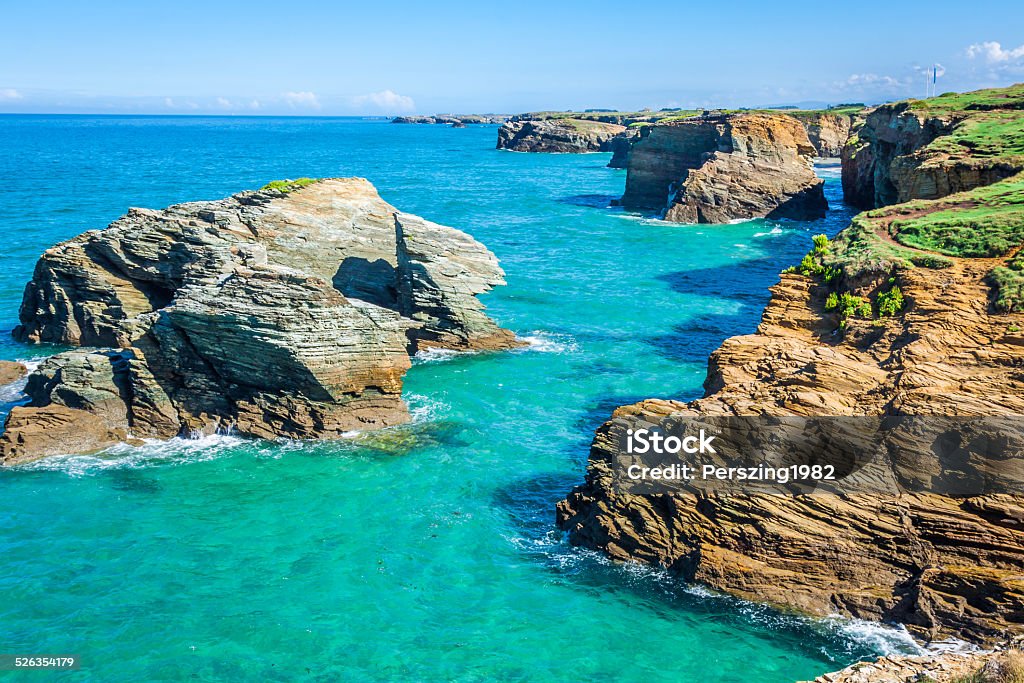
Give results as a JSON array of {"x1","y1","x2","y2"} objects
[
  {"x1": 799, "y1": 112, "x2": 854, "y2": 157},
  {"x1": 2, "y1": 178, "x2": 517, "y2": 464},
  {"x1": 605, "y1": 133, "x2": 636, "y2": 169},
  {"x1": 620, "y1": 113, "x2": 828, "y2": 223},
  {"x1": 558, "y1": 86, "x2": 1024, "y2": 647},
  {"x1": 842, "y1": 85, "x2": 1024, "y2": 209},
  {"x1": 496, "y1": 118, "x2": 627, "y2": 153},
  {"x1": 392, "y1": 114, "x2": 506, "y2": 125}
]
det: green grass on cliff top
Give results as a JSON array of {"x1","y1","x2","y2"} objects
[
  {"x1": 907, "y1": 83, "x2": 1024, "y2": 114},
  {"x1": 925, "y1": 111, "x2": 1024, "y2": 160},
  {"x1": 991, "y1": 251, "x2": 1024, "y2": 312},
  {"x1": 887, "y1": 175, "x2": 1024, "y2": 257},
  {"x1": 789, "y1": 85, "x2": 1024, "y2": 310},
  {"x1": 260, "y1": 177, "x2": 320, "y2": 193}
]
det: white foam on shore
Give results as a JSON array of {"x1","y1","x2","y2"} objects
[
  {"x1": 515, "y1": 331, "x2": 580, "y2": 354},
  {"x1": 405, "y1": 392, "x2": 449, "y2": 423},
  {"x1": 517, "y1": 535, "x2": 931, "y2": 660},
  {"x1": 0, "y1": 358, "x2": 44, "y2": 404},
  {"x1": 753, "y1": 226, "x2": 785, "y2": 238},
  {"x1": 15, "y1": 432, "x2": 249, "y2": 476},
  {"x1": 412, "y1": 347, "x2": 480, "y2": 365},
  {"x1": 820, "y1": 616, "x2": 926, "y2": 657}
]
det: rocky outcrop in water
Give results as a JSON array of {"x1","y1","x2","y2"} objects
[
  {"x1": 606, "y1": 133, "x2": 636, "y2": 169},
  {"x1": 497, "y1": 118, "x2": 628, "y2": 153},
  {"x1": 558, "y1": 265, "x2": 1024, "y2": 643},
  {"x1": 2, "y1": 178, "x2": 517, "y2": 464},
  {"x1": 0, "y1": 361, "x2": 26, "y2": 385},
  {"x1": 392, "y1": 114, "x2": 506, "y2": 125},
  {"x1": 558, "y1": 87, "x2": 1024, "y2": 646},
  {"x1": 620, "y1": 113, "x2": 827, "y2": 223}
]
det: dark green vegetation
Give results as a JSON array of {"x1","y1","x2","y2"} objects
[
  {"x1": 260, "y1": 177, "x2": 320, "y2": 193},
  {"x1": 907, "y1": 83, "x2": 1024, "y2": 114},
  {"x1": 789, "y1": 84, "x2": 1024, "y2": 315},
  {"x1": 788, "y1": 234, "x2": 902, "y2": 328},
  {"x1": 991, "y1": 252, "x2": 1024, "y2": 312},
  {"x1": 890, "y1": 177, "x2": 1024, "y2": 257}
]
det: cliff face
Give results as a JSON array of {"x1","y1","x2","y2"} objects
[
  {"x1": 558, "y1": 85, "x2": 1024, "y2": 645},
  {"x1": 621, "y1": 113, "x2": 827, "y2": 223},
  {"x1": 842, "y1": 86, "x2": 1024, "y2": 209},
  {"x1": 392, "y1": 114, "x2": 506, "y2": 124},
  {"x1": 496, "y1": 118, "x2": 627, "y2": 153},
  {"x1": 2, "y1": 178, "x2": 517, "y2": 464},
  {"x1": 557, "y1": 260, "x2": 1024, "y2": 643},
  {"x1": 801, "y1": 112, "x2": 853, "y2": 157}
]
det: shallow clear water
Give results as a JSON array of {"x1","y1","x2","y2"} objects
[{"x1": 0, "y1": 117, "x2": 919, "y2": 681}]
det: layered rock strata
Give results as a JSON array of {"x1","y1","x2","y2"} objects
[
  {"x1": 842, "y1": 86, "x2": 1024, "y2": 209},
  {"x1": 2, "y1": 178, "x2": 516, "y2": 464},
  {"x1": 558, "y1": 86, "x2": 1024, "y2": 646},
  {"x1": 620, "y1": 113, "x2": 828, "y2": 223},
  {"x1": 800, "y1": 112, "x2": 854, "y2": 157}
]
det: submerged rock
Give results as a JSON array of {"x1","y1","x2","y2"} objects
[
  {"x1": 0, "y1": 360, "x2": 26, "y2": 385},
  {"x1": 3, "y1": 178, "x2": 517, "y2": 463},
  {"x1": 620, "y1": 113, "x2": 827, "y2": 223}
]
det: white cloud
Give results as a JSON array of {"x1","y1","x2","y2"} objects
[
  {"x1": 0, "y1": 88, "x2": 23, "y2": 100},
  {"x1": 350, "y1": 89, "x2": 416, "y2": 113},
  {"x1": 164, "y1": 97, "x2": 199, "y2": 110},
  {"x1": 248, "y1": 99, "x2": 262, "y2": 110},
  {"x1": 282, "y1": 91, "x2": 321, "y2": 109},
  {"x1": 216, "y1": 97, "x2": 232, "y2": 109},
  {"x1": 966, "y1": 41, "x2": 1024, "y2": 63},
  {"x1": 842, "y1": 73, "x2": 904, "y2": 88}
]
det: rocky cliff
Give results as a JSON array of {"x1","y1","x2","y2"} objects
[
  {"x1": 620, "y1": 113, "x2": 828, "y2": 223},
  {"x1": 798, "y1": 112, "x2": 855, "y2": 157},
  {"x1": 558, "y1": 85, "x2": 1024, "y2": 647},
  {"x1": 842, "y1": 85, "x2": 1024, "y2": 209},
  {"x1": 496, "y1": 118, "x2": 628, "y2": 153},
  {"x1": 392, "y1": 114, "x2": 506, "y2": 125},
  {"x1": 2, "y1": 178, "x2": 517, "y2": 465},
  {"x1": 805, "y1": 644, "x2": 1024, "y2": 683}
]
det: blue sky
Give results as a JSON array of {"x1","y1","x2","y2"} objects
[{"x1": 2, "y1": 0, "x2": 1023, "y2": 115}]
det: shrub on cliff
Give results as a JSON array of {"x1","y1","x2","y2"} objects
[
  {"x1": 877, "y1": 285, "x2": 904, "y2": 316},
  {"x1": 991, "y1": 254, "x2": 1024, "y2": 312},
  {"x1": 261, "y1": 177, "x2": 320, "y2": 193}
]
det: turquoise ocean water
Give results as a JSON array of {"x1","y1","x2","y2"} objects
[{"x1": 0, "y1": 116, "x2": 921, "y2": 681}]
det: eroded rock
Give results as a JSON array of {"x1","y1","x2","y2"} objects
[
  {"x1": 497, "y1": 118, "x2": 627, "y2": 153},
  {"x1": 3, "y1": 178, "x2": 516, "y2": 463},
  {"x1": 621, "y1": 113, "x2": 827, "y2": 223},
  {"x1": 0, "y1": 361, "x2": 26, "y2": 385}
]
